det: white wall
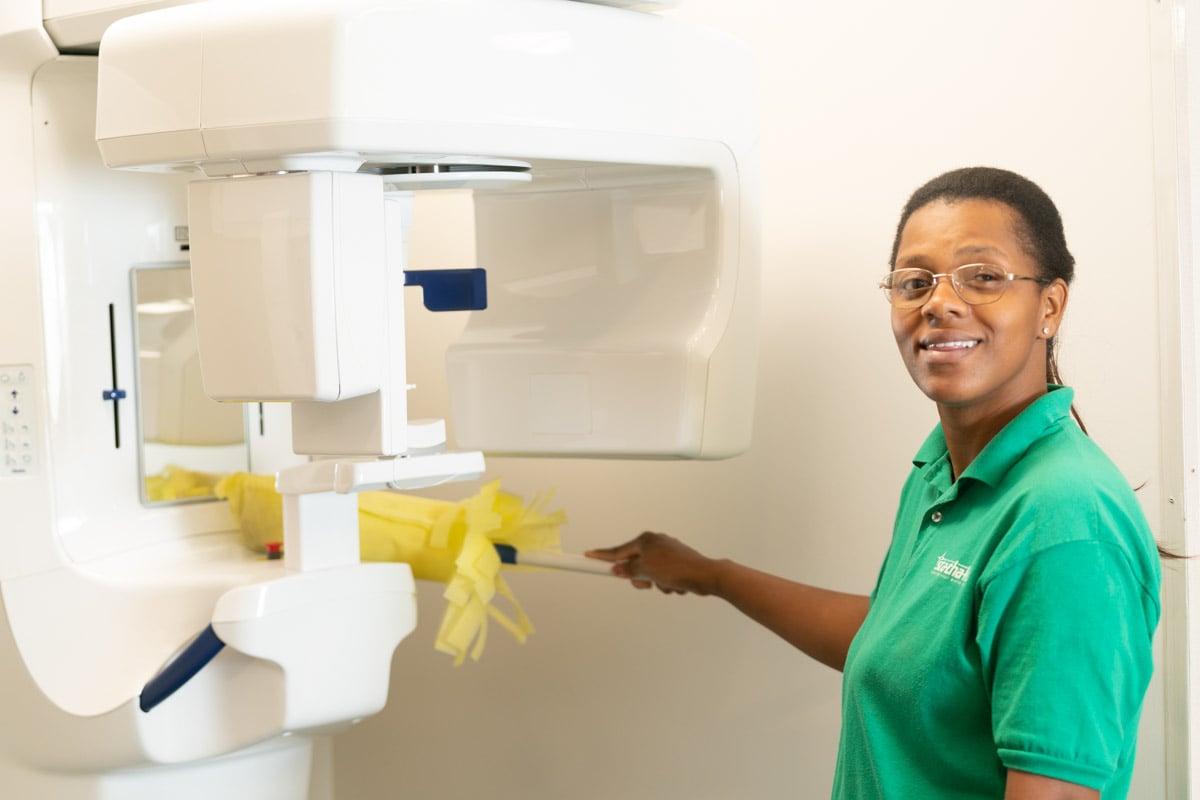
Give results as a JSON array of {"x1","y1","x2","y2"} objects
[
  {"x1": 1167, "y1": 2, "x2": 1200, "y2": 797},
  {"x1": 333, "y1": 1, "x2": 1172, "y2": 797}
]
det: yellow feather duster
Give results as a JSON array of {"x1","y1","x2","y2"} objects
[{"x1": 149, "y1": 468, "x2": 566, "y2": 665}]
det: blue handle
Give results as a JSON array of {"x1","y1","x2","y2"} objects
[
  {"x1": 404, "y1": 268, "x2": 487, "y2": 311},
  {"x1": 139, "y1": 625, "x2": 225, "y2": 713},
  {"x1": 494, "y1": 543, "x2": 519, "y2": 564}
]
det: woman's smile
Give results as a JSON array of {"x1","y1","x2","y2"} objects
[{"x1": 918, "y1": 331, "x2": 982, "y2": 362}]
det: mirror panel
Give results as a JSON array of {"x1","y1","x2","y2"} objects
[{"x1": 132, "y1": 263, "x2": 250, "y2": 504}]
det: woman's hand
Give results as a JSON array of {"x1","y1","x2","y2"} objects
[
  {"x1": 586, "y1": 532, "x2": 725, "y2": 595},
  {"x1": 588, "y1": 532, "x2": 869, "y2": 670}
]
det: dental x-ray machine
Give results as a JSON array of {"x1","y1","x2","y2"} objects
[{"x1": 0, "y1": 0, "x2": 758, "y2": 796}]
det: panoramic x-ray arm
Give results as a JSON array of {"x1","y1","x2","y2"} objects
[
  {"x1": 95, "y1": 0, "x2": 761, "y2": 573},
  {"x1": 95, "y1": 0, "x2": 761, "y2": 458}
]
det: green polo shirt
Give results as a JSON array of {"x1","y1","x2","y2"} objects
[{"x1": 833, "y1": 386, "x2": 1161, "y2": 799}]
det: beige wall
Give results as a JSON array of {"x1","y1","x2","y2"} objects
[{"x1": 333, "y1": 1, "x2": 1171, "y2": 797}]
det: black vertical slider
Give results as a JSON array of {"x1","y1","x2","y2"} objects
[{"x1": 102, "y1": 303, "x2": 127, "y2": 448}]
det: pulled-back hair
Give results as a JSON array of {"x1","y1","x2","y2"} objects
[{"x1": 889, "y1": 167, "x2": 1078, "y2": 417}]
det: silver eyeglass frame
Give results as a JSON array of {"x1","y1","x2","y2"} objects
[{"x1": 879, "y1": 263, "x2": 1050, "y2": 309}]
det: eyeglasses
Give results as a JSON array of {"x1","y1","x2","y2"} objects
[{"x1": 879, "y1": 263, "x2": 1049, "y2": 310}]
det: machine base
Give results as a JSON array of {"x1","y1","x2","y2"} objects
[{"x1": 0, "y1": 738, "x2": 320, "y2": 800}]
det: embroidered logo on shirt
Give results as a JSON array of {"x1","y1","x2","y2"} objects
[{"x1": 932, "y1": 553, "x2": 972, "y2": 585}]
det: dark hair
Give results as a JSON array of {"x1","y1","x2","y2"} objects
[{"x1": 889, "y1": 166, "x2": 1081, "y2": 428}]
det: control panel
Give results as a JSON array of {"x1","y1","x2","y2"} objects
[{"x1": 1, "y1": 365, "x2": 36, "y2": 477}]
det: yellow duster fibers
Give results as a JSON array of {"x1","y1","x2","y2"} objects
[
  {"x1": 212, "y1": 473, "x2": 566, "y2": 665},
  {"x1": 145, "y1": 464, "x2": 226, "y2": 502}
]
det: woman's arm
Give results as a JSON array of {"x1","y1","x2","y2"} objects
[
  {"x1": 586, "y1": 532, "x2": 869, "y2": 671},
  {"x1": 1005, "y1": 770, "x2": 1099, "y2": 800}
]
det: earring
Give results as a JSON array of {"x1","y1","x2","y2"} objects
[{"x1": 1042, "y1": 327, "x2": 1051, "y2": 336}]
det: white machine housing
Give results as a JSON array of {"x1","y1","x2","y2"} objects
[
  {"x1": 0, "y1": 0, "x2": 759, "y2": 797},
  {"x1": 95, "y1": 0, "x2": 761, "y2": 460}
]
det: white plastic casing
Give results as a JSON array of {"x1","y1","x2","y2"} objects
[
  {"x1": 41, "y1": 1, "x2": 203, "y2": 51},
  {"x1": 94, "y1": 0, "x2": 761, "y2": 459},
  {"x1": 188, "y1": 171, "x2": 386, "y2": 403},
  {"x1": 0, "y1": 51, "x2": 420, "y2": 798},
  {"x1": 454, "y1": 165, "x2": 755, "y2": 458},
  {"x1": 0, "y1": 0, "x2": 755, "y2": 794},
  {"x1": 42, "y1": 0, "x2": 678, "y2": 53}
]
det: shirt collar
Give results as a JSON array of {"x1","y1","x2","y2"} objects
[{"x1": 912, "y1": 385, "x2": 1076, "y2": 488}]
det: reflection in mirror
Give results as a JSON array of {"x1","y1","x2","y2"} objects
[{"x1": 132, "y1": 263, "x2": 250, "y2": 505}]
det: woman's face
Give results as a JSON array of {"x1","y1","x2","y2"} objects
[{"x1": 890, "y1": 198, "x2": 1067, "y2": 419}]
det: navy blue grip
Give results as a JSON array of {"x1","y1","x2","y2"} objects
[
  {"x1": 404, "y1": 268, "x2": 487, "y2": 311},
  {"x1": 139, "y1": 625, "x2": 225, "y2": 713}
]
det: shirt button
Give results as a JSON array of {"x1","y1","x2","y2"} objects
[{"x1": 931, "y1": 511, "x2": 943, "y2": 523}]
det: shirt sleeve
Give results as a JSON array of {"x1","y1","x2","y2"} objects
[{"x1": 975, "y1": 540, "x2": 1157, "y2": 790}]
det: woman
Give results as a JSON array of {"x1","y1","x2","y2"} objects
[{"x1": 587, "y1": 167, "x2": 1162, "y2": 799}]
